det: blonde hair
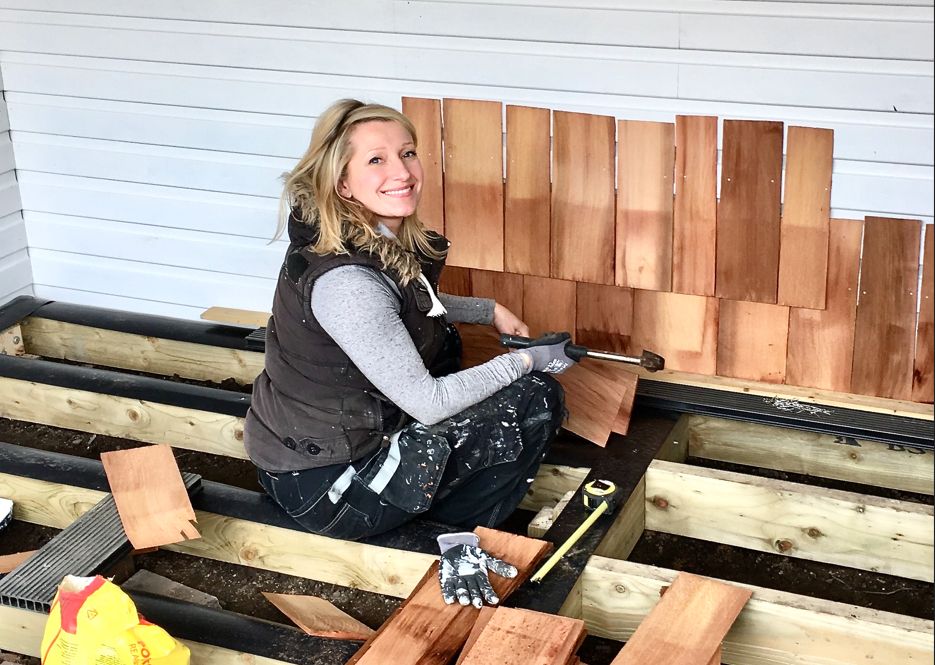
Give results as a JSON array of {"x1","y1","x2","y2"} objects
[{"x1": 276, "y1": 99, "x2": 443, "y2": 284}]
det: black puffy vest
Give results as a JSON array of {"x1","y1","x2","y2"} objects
[{"x1": 244, "y1": 216, "x2": 450, "y2": 472}]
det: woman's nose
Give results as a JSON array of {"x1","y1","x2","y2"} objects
[{"x1": 388, "y1": 156, "x2": 413, "y2": 180}]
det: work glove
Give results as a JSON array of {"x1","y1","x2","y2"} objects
[
  {"x1": 0, "y1": 497, "x2": 12, "y2": 533},
  {"x1": 437, "y1": 532, "x2": 518, "y2": 608},
  {"x1": 520, "y1": 332, "x2": 577, "y2": 374}
]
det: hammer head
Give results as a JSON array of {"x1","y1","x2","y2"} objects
[{"x1": 640, "y1": 350, "x2": 666, "y2": 372}]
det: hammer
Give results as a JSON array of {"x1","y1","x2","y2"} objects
[{"x1": 500, "y1": 333, "x2": 665, "y2": 372}]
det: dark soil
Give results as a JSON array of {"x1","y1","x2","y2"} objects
[{"x1": 1, "y1": 414, "x2": 932, "y2": 665}]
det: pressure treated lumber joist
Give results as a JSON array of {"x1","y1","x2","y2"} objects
[
  {"x1": 19, "y1": 316, "x2": 264, "y2": 385},
  {"x1": 581, "y1": 558, "x2": 934, "y2": 665},
  {"x1": 686, "y1": 414, "x2": 934, "y2": 495},
  {"x1": 646, "y1": 459, "x2": 934, "y2": 582},
  {"x1": 4, "y1": 296, "x2": 931, "y2": 449}
]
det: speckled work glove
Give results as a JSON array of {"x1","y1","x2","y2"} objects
[
  {"x1": 0, "y1": 497, "x2": 12, "y2": 533},
  {"x1": 437, "y1": 532, "x2": 518, "y2": 608},
  {"x1": 520, "y1": 332, "x2": 577, "y2": 374}
]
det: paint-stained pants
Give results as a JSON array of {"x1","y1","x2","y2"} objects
[{"x1": 257, "y1": 372, "x2": 565, "y2": 541}]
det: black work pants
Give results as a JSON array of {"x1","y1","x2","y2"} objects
[{"x1": 257, "y1": 372, "x2": 565, "y2": 541}]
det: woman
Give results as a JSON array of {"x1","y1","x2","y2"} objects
[{"x1": 244, "y1": 99, "x2": 575, "y2": 602}]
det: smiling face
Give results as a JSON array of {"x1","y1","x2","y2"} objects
[{"x1": 338, "y1": 120, "x2": 423, "y2": 233}]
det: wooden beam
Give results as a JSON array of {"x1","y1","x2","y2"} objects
[
  {"x1": 645, "y1": 460, "x2": 934, "y2": 582},
  {"x1": 0, "y1": 376, "x2": 247, "y2": 458},
  {"x1": 519, "y1": 463, "x2": 589, "y2": 513},
  {"x1": 580, "y1": 557, "x2": 934, "y2": 665},
  {"x1": 20, "y1": 317, "x2": 264, "y2": 385},
  {"x1": 687, "y1": 415, "x2": 934, "y2": 495},
  {"x1": 17, "y1": 306, "x2": 931, "y2": 421},
  {"x1": 0, "y1": 323, "x2": 25, "y2": 356},
  {"x1": 0, "y1": 473, "x2": 435, "y2": 599},
  {"x1": 0, "y1": 604, "x2": 294, "y2": 665},
  {"x1": 200, "y1": 306, "x2": 270, "y2": 328},
  {"x1": 609, "y1": 572, "x2": 751, "y2": 664}
]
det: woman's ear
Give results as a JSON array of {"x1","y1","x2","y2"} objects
[{"x1": 337, "y1": 180, "x2": 353, "y2": 199}]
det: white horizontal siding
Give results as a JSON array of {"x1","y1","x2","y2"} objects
[
  {"x1": 29, "y1": 248, "x2": 276, "y2": 312},
  {"x1": 17, "y1": 172, "x2": 277, "y2": 238},
  {"x1": 0, "y1": 69, "x2": 31, "y2": 304},
  {"x1": 0, "y1": 1, "x2": 931, "y2": 317}
]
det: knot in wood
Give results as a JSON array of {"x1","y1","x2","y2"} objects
[
  {"x1": 126, "y1": 409, "x2": 140, "y2": 422},
  {"x1": 848, "y1": 451, "x2": 859, "y2": 460},
  {"x1": 240, "y1": 546, "x2": 258, "y2": 562},
  {"x1": 614, "y1": 584, "x2": 627, "y2": 594},
  {"x1": 774, "y1": 538, "x2": 794, "y2": 553},
  {"x1": 806, "y1": 527, "x2": 822, "y2": 539},
  {"x1": 234, "y1": 428, "x2": 244, "y2": 441},
  {"x1": 651, "y1": 496, "x2": 669, "y2": 510}
]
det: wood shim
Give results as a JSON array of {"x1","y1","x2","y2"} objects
[
  {"x1": 913, "y1": 223, "x2": 934, "y2": 403},
  {"x1": 458, "y1": 606, "x2": 586, "y2": 664},
  {"x1": 716, "y1": 120, "x2": 783, "y2": 304},
  {"x1": 0, "y1": 550, "x2": 37, "y2": 574},
  {"x1": 672, "y1": 115, "x2": 717, "y2": 297},
  {"x1": 402, "y1": 97, "x2": 444, "y2": 234},
  {"x1": 456, "y1": 323, "x2": 631, "y2": 446},
  {"x1": 348, "y1": 527, "x2": 550, "y2": 665},
  {"x1": 262, "y1": 592, "x2": 374, "y2": 641},
  {"x1": 100, "y1": 444, "x2": 200, "y2": 550},
  {"x1": 851, "y1": 217, "x2": 922, "y2": 400},
  {"x1": 611, "y1": 572, "x2": 751, "y2": 664}
]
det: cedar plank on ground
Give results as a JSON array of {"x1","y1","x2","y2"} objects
[
  {"x1": 402, "y1": 97, "x2": 445, "y2": 234},
  {"x1": 459, "y1": 606, "x2": 586, "y2": 665},
  {"x1": 443, "y1": 99, "x2": 504, "y2": 271},
  {"x1": 348, "y1": 527, "x2": 550, "y2": 665},
  {"x1": 851, "y1": 217, "x2": 922, "y2": 400},
  {"x1": 505, "y1": 105, "x2": 552, "y2": 277},
  {"x1": 777, "y1": 126, "x2": 833, "y2": 309},
  {"x1": 454, "y1": 606, "x2": 496, "y2": 665},
  {"x1": 717, "y1": 300, "x2": 790, "y2": 384},
  {"x1": 616, "y1": 120, "x2": 675, "y2": 292},
  {"x1": 716, "y1": 120, "x2": 783, "y2": 303},
  {"x1": 100, "y1": 444, "x2": 200, "y2": 550},
  {"x1": 672, "y1": 116, "x2": 717, "y2": 297},
  {"x1": 0, "y1": 550, "x2": 37, "y2": 574},
  {"x1": 262, "y1": 592, "x2": 374, "y2": 641},
  {"x1": 551, "y1": 111, "x2": 616, "y2": 284},
  {"x1": 611, "y1": 573, "x2": 751, "y2": 664},
  {"x1": 912, "y1": 224, "x2": 934, "y2": 402},
  {"x1": 455, "y1": 323, "x2": 630, "y2": 446},
  {"x1": 786, "y1": 219, "x2": 862, "y2": 392}
]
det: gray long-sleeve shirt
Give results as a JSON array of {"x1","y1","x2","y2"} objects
[{"x1": 311, "y1": 265, "x2": 528, "y2": 426}]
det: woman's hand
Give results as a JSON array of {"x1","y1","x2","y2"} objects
[{"x1": 492, "y1": 303, "x2": 529, "y2": 337}]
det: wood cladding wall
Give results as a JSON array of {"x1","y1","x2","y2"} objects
[{"x1": 423, "y1": 97, "x2": 934, "y2": 404}]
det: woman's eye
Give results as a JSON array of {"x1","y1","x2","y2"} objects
[
  {"x1": 368, "y1": 156, "x2": 383, "y2": 165},
  {"x1": 403, "y1": 150, "x2": 417, "y2": 159}
]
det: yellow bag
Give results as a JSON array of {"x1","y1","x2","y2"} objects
[{"x1": 41, "y1": 575, "x2": 190, "y2": 665}]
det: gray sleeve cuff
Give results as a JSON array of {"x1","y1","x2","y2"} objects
[
  {"x1": 437, "y1": 531, "x2": 480, "y2": 553},
  {"x1": 438, "y1": 293, "x2": 495, "y2": 325}
]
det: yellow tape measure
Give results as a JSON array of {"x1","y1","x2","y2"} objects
[
  {"x1": 529, "y1": 479, "x2": 620, "y2": 583},
  {"x1": 583, "y1": 479, "x2": 617, "y2": 512}
]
